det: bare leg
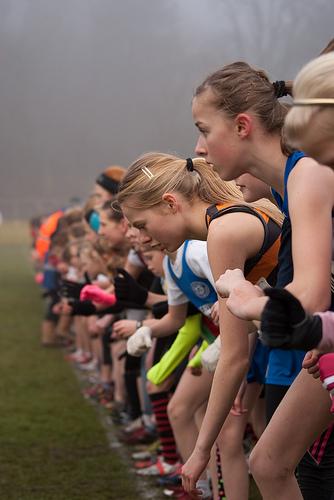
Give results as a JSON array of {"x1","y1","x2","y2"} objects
[
  {"x1": 168, "y1": 368, "x2": 213, "y2": 462},
  {"x1": 195, "y1": 403, "x2": 220, "y2": 500},
  {"x1": 41, "y1": 319, "x2": 57, "y2": 345},
  {"x1": 249, "y1": 392, "x2": 266, "y2": 438},
  {"x1": 250, "y1": 369, "x2": 334, "y2": 500},
  {"x1": 76, "y1": 317, "x2": 91, "y2": 354},
  {"x1": 100, "y1": 362, "x2": 112, "y2": 384},
  {"x1": 111, "y1": 340, "x2": 127, "y2": 403},
  {"x1": 217, "y1": 382, "x2": 262, "y2": 500},
  {"x1": 85, "y1": 317, "x2": 101, "y2": 362},
  {"x1": 56, "y1": 314, "x2": 71, "y2": 340}
]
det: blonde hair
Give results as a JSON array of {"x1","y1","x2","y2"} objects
[
  {"x1": 118, "y1": 152, "x2": 283, "y2": 226},
  {"x1": 285, "y1": 53, "x2": 334, "y2": 149}
]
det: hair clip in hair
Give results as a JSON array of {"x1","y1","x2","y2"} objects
[
  {"x1": 293, "y1": 98, "x2": 334, "y2": 106},
  {"x1": 141, "y1": 166, "x2": 154, "y2": 179},
  {"x1": 186, "y1": 158, "x2": 194, "y2": 172},
  {"x1": 273, "y1": 81, "x2": 288, "y2": 98}
]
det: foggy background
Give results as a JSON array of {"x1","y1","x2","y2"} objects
[{"x1": 0, "y1": 0, "x2": 333, "y2": 219}]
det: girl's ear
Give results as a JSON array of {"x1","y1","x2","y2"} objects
[
  {"x1": 162, "y1": 193, "x2": 178, "y2": 213},
  {"x1": 235, "y1": 113, "x2": 253, "y2": 138},
  {"x1": 120, "y1": 218, "x2": 129, "y2": 233}
]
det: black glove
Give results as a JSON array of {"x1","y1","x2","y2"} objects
[
  {"x1": 152, "y1": 301, "x2": 168, "y2": 319},
  {"x1": 114, "y1": 268, "x2": 148, "y2": 306},
  {"x1": 260, "y1": 288, "x2": 322, "y2": 351},
  {"x1": 59, "y1": 279, "x2": 85, "y2": 300},
  {"x1": 69, "y1": 299, "x2": 97, "y2": 316},
  {"x1": 70, "y1": 297, "x2": 144, "y2": 316}
]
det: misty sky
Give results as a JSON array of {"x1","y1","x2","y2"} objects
[{"x1": 0, "y1": 0, "x2": 333, "y2": 218}]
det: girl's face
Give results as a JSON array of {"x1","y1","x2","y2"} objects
[
  {"x1": 125, "y1": 224, "x2": 141, "y2": 249},
  {"x1": 57, "y1": 260, "x2": 69, "y2": 276},
  {"x1": 80, "y1": 253, "x2": 102, "y2": 278},
  {"x1": 122, "y1": 201, "x2": 187, "y2": 253},
  {"x1": 92, "y1": 184, "x2": 112, "y2": 205},
  {"x1": 85, "y1": 226, "x2": 98, "y2": 242},
  {"x1": 235, "y1": 173, "x2": 272, "y2": 203},
  {"x1": 98, "y1": 212, "x2": 128, "y2": 247},
  {"x1": 192, "y1": 89, "x2": 246, "y2": 181},
  {"x1": 142, "y1": 250, "x2": 165, "y2": 277},
  {"x1": 69, "y1": 245, "x2": 80, "y2": 268}
]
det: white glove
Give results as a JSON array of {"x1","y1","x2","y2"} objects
[
  {"x1": 201, "y1": 337, "x2": 221, "y2": 373},
  {"x1": 126, "y1": 326, "x2": 152, "y2": 357}
]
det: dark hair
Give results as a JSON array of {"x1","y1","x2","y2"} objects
[
  {"x1": 68, "y1": 223, "x2": 87, "y2": 239},
  {"x1": 63, "y1": 207, "x2": 83, "y2": 225},
  {"x1": 95, "y1": 165, "x2": 126, "y2": 195},
  {"x1": 100, "y1": 200, "x2": 124, "y2": 222}
]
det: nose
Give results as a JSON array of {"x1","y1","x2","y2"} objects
[
  {"x1": 195, "y1": 136, "x2": 207, "y2": 157},
  {"x1": 235, "y1": 176, "x2": 242, "y2": 186}
]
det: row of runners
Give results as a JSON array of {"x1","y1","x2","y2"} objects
[{"x1": 31, "y1": 41, "x2": 334, "y2": 500}]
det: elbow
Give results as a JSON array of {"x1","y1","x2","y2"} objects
[
  {"x1": 299, "y1": 290, "x2": 331, "y2": 314},
  {"x1": 286, "y1": 284, "x2": 331, "y2": 314},
  {"x1": 313, "y1": 295, "x2": 331, "y2": 313}
]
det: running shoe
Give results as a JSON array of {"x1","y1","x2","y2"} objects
[
  {"x1": 163, "y1": 485, "x2": 213, "y2": 499},
  {"x1": 134, "y1": 458, "x2": 156, "y2": 469},
  {"x1": 131, "y1": 441, "x2": 161, "y2": 460},
  {"x1": 157, "y1": 470, "x2": 182, "y2": 487},
  {"x1": 82, "y1": 383, "x2": 105, "y2": 400},
  {"x1": 163, "y1": 486, "x2": 198, "y2": 499},
  {"x1": 119, "y1": 426, "x2": 157, "y2": 445},
  {"x1": 123, "y1": 417, "x2": 143, "y2": 434},
  {"x1": 79, "y1": 359, "x2": 98, "y2": 372},
  {"x1": 131, "y1": 450, "x2": 152, "y2": 461},
  {"x1": 137, "y1": 457, "x2": 180, "y2": 476}
]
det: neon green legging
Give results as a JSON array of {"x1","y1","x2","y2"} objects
[
  {"x1": 147, "y1": 314, "x2": 201, "y2": 386},
  {"x1": 187, "y1": 339, "x2": 209, "y2": 369},
  {"x1": 187, "y1": 319, "x2": 217, "y2": 368}
]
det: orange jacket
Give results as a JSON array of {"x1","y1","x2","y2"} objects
[{"x1": 35, "y1": 210, "x2": 63, "y2": 259}]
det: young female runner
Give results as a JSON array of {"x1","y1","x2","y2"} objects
[
  {"x1": 258, "y1": 53, "x2": 334, "y2": 355},
  {"x1": 186, "y1": 59, "x2": 334, "y2": 499},
  {"x1": 117, "y1": 153, "x2": 281, "y2": 499}
]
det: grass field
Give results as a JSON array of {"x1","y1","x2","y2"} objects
[
  {"x1": 0, "y1": 221, "x2": 140, "y2": 499},
  {"x1": 0, "y1": 221, "x2": 261, "y2": 500}
]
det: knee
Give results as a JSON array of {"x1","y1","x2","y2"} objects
[
  {"x1": 167, "y1": 398, "x2": 188, "y2": 424},
  {"x1": 249, "y1": 446, "x2": 293, "y2": 484},
  {"x1": 218, "y1": 425, "x2": 244, "y2": 458},
  {"x1": 249, "y1": 446, "x2": 274, "y2": 483},
  {"x1": 146, "y1": 380, "x2": 159, "y2": 395},
  {"x1": 87, "y1": 322, "x2": 99, "y2": 335}
]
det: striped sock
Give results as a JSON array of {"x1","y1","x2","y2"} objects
[{"x1": 149, "y1": 392, "x2": 179, "y2": 464}]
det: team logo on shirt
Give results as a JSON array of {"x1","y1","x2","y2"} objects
[
  {"x1": 199, "y1": 303, "x2": 214, "y2": 317},
  {"x1": 191, "y1": 281, "x2": 210, "y2": 299}
]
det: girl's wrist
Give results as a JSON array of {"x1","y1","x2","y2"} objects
[{"x1": 196, "y1": 441, "x2": 212, "y2": 456}]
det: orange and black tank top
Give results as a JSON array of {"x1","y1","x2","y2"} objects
[{"x1": 206, "y1": 203, "x2": 281, "y2": 286}]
